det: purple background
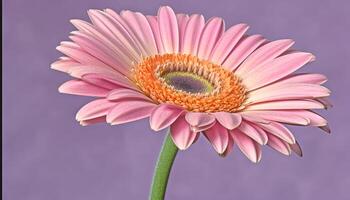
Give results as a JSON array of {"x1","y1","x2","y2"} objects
[{"x1": 3, "y1": 0, "x2": 350, "y2": 199}]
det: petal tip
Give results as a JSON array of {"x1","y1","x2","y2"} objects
[
  {"x1": 320, "y1": 125, "x2": 331, "y2": 134},
  {"x1": 177, "y1": 145, "x2": 190, "y2": 150},
  {"x1": 50, "y1": 61, "x2": 60, "y2": 70},
  {"x1": 57, "y1": 84, "x2": 66, "y2": 93},
  {"x1": 283, "y1": 38, "x2": 295, "y2": 44},
  {"x1": 150, "y1": 124, "x2": 162, "y2": 132},
  {"x1": 248, "y1": 154, "x2": 261, "y2": 163},
  {"x1": 87, "y1": 9, "x2": 99, "y2": 14},
  {"x1": 158, "y1": 5, "x2": 175, "y2": 15},
  {"x1": 160, "y1": 5, "x2": 173, "y2": 10},
  {"x1": 105, "y1": 115, "x2": 113, "y2": 124},
  {"x1": 79, "y1": 121, "x2": 88, "y2": 126},
  {"x1": 69, "y1": 19, "x2": 80, "y2": 25},
  {"x1": 170, "y1": 135, "x2": 192, "y2": 150},
  {"x1": 236, "y1": 23, "x2": 249, "y2": 29}
]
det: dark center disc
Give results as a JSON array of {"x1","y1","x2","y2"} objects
[{"x1": 162, "y1": 71, "x2": 214, "y2": 94}]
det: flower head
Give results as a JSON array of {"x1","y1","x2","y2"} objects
[{"x1": 52, "y1": 6, "x2": 331, "y2": 162}]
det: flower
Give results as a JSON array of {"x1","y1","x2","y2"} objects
[{"x1": 52, "y1": 6, "x2": 331, "y2": 163}]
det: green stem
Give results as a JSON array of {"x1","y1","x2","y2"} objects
[{"x1": 149, "y1": 130, "x2": 178, "y2": 200}]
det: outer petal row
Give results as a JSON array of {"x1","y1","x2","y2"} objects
[{"x1": 74, "y1": 94, "x2": 311, "y2": 162}]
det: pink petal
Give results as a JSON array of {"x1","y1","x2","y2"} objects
[
  {"x1": 192, "y1": 132, "x2": 201, "y2": 144},
  {"x1": 238, "y1": 121, "x2": 267, "y2": 145},
  {"x1": 120, "y1": 10, "x2": 157, "y2": 56},
  {"x1": 197, "y1": 17, "x2": 224, "y2": 60},
  {"x1": 277, "y1": 73, "x2": 328, "y2": 85},
  {"x1": 240, "y1": 113, "x2": 271, "y2": 124},
  {"x1": 185, "y1": 112, "x2": 216, "y2": 131},
  {"x1": 170, "y1": 116, "x2": 197, "y2": 150},
  {"x1": 236, "y1": 39, "x2": 294, "y2": 76},
  {"x1": 56, "y1": 42, "x2": 108, "y2": 67},
  {"x1": 317, "y1": 97, "x2": 333, "y2": 109},
  {"x1": 67, "y1": 64, "x2": 114, "y2": 78},
  {"x1": 220, "y1": 136, "x2": 234, "y2": 157},
  {"x1": 69, "y1": 32, "x2": 131, "y2": 76},
  {"x1": 214, "y1": 112, "x2": 242, "y2": 130},
  {"x1": 247, "y1": 83, "x2": 330, "y2": 104},
  {"x1": 245, "y1": 99, "x2": 325, "y2": 111},
  {"x1": 241, "y1": 110, "x2": 310, "y2": 125},
  {"x1": 249, "y1": 123, "x2": 269, "y2": 145},
  {"x1": 209, "y1": 24, "x2": 249, "y2": 65},
  {"x1": 106, "y1": 100, "x2": 156, "y2": 125},
  {"x1": 76, "y1": 99, "x2": 116, "y2": 121},
  {"x1": 59, "y1": 80, "x2": 109, "y2": 97},
  {"x1": 293, "y1": 110, "x2": 328, "y2": 126},
  {"x1": 82, "y1": 74, "x2": 125, "y2": 90},
  {"x1": 59, "y1": 41, "x2": 80, "y2": 49},
  {"x1": 101, "y1": 9, "x2": 145, "y2": 58},
  {"x1": 150, "y1": 104, "x2": 185, "y2": 131},
  {"x1": 243, "y1": 52, "x2": 315, "y2": 90},
  {"x1": 290, "y1": 141, "x2": 303, "y2": 157},
  {"x1": 248, "y1": 110, "x2": 328, "y2": 127},
  {"x1": 257, "y1": 122, "x2": 296, "y2": 144},
  {"x1": 181, "y1": 14, "x2": 205, "y2": 55},
  {"x1": 58, "y1": 56, "x2": 74, "y2": 60},
  {"x1": 51, "y1": 57, "x2": 81, "y2": 73},
  {"x1": 191, "y1": 123, "x2": 216, "y2": 133},
  {"x1": 204, "y1": 122, "x2": 229, "y2": 154},
  {"x1": 80, "y1": 116, "x2": 106, "y2": 126},
  {"x1": 67, "y1": 65, "x2": 136, "y2": 90},
  {"x1": 222, "y1": 35, "x2": 266, "y2": 71},
  {"x1": 107, "y1": 88, "x2": 152, "y2": 102},
  {"x1": 147, "y1": 16, "x2": 164, "y2": 54},
  {"x1": 231, "y1": 129, "x2": 262, "y2": 163},
  {"x1": 158, "y1": 6, "x2": 179, "y2": 53},
  {"x1": 267, "y1": 133, "x2": 291, "y2": 156},
  {"x1": 176, "y1": 14, "x2": 189, "y2": 52},
  {"x1": 80, "y1": 11, "x2": 141, "y2": 62}
]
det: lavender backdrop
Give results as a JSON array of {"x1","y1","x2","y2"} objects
[{"x1": 3, "y1": 0, "x2": 350, "y2": 199}]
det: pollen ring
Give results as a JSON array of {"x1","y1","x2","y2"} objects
[{"x1": 133, "y1": 54, "x2": 247, "y2": 113}]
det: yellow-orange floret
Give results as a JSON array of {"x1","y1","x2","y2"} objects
[{"x1": 133, "y1": 54, "x2": 247, "y2": 113}]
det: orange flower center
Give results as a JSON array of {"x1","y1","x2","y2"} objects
[{"x1": 132, "y1": 54, "x2": 247, "y2": 112}]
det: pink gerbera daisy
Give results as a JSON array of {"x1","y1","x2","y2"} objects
[{"x1": 52, "y1": 6, "x2": 331, "y2": 163}]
